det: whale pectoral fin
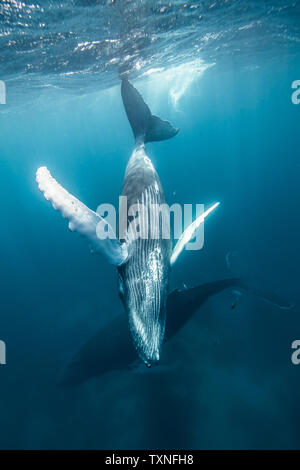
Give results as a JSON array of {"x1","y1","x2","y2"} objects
[
  {"x1": 170, "y1": 202, "x2": 220, "y2": 265},
  {"x1": 225, "y1": 251, "x2": 294, "y2": 310},
  {"x1": 36, "y1": 167, "x2": 128, "y2": 266}
]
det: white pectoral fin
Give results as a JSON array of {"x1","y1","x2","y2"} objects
[
  {"x1": 170, "y1": 202, "x2": 220, "y2": 266},
  {"x1": 36, "y1": 167, "x2": 128, "y2": 266}
]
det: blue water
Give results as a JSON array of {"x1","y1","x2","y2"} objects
[{"x1": 0, "y1": 0, "x2": 300, "y2": 449}]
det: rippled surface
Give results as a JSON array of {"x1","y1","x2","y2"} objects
[{"x1": 1, "y1": 0, "x2": 300, "y2": 99}]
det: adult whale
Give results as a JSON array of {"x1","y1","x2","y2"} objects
[
  {"x1": 61, "y1": 277, "x2": 241, "y2": 386},
  {"x1": 61, "y1": 275, "x2": 292, "y2": 386},
  {"x1": 36, "y1": 78, "x2": 219, "y2": 366}
]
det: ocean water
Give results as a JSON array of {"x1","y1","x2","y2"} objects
[{"x1": 0, "y1": 0, "x2": 300, "y2": 450}]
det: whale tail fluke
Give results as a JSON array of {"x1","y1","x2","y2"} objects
[{"x1": 121, "y1": 78, "x2": 179, "y2": 144}]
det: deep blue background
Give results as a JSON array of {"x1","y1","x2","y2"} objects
[{"x1": 0, "y1": 56, "x2": 299, "y2": 448}]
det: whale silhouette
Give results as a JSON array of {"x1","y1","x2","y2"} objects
[
  {"x1": 61, "y1": 274, "x2": 293, "y2": 386},
  {"x1": 36, "y1": 79, "x2": 219, "y2": 365}
]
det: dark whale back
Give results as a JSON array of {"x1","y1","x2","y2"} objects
[{"x1": 61, "y1": 278, "x2": 243, "y2": 386}]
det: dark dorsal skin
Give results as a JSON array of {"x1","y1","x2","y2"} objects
[
  {"x1": 61, "y1": 278, "x2": 242, "y2": 386},
  {"x1": 61, "y1": 274, "x2": 292, "y2": 386},
  {"x1": 164, "y1": 278, "x2": 242, "y2": 339}
]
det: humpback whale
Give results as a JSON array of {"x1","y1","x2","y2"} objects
[
  {"x1": 36, "y1": 78, "x2": 219, "y2": 366},
  {"x1": 61, "y1": 278, "x2": 242, "y2": 386}
]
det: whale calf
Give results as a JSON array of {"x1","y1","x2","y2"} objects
[{"x1": 36, "y1": 78, "x2": 219, "y2": 366}]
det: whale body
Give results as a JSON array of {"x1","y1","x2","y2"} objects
[
  {"x1": 36, "y1": 78, "x2": 219, "y2": 366},
  {"x1": 61, "y1": 275, "x2": 293, "y2": 386},
  {"x1": 61, "y1": 278, "x2": 241, "y2": 386},
  {"x1": 117, "y1": 79, "x2": 180, "y2": 365}
]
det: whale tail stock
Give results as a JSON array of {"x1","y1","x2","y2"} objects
[{"x1": 121, "y1": 78, "x2": 179, "y2": 144}]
